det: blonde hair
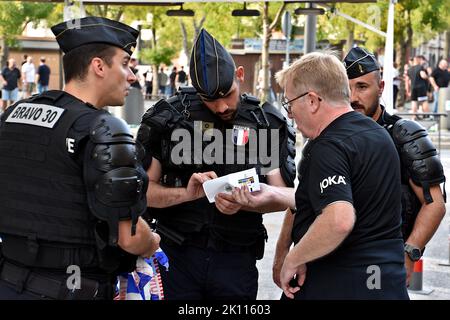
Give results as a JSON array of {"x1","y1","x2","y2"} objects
[{"x1": 275, "y1": 51, "x2": 350, "y2": 105}]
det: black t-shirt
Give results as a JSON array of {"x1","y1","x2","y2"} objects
[
  {"x1": 293, "y1": 111, "x2": 403, "y2": 265},
  {"x1": 408, "y1": 65, "x2": 428, "y2": 90},
  {"x1": 169, "y1": 71, "x2": 177, "y2": 85},
  {"x1": 431, "y1": 67, "x2": 450, "y2": 88},
  {"x1": 177, "y1": 70, "x2": 187, "y2": 83},
  {"x1": 37, "y1": 64, "x2": 51, "y2": 86},
  {"x1": 1, "y1": 67, "x2": 21, "y2": 90}
]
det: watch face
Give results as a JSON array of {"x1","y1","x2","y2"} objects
[{"x1": 410, "y1": 248, "x2": 421, "y2": 261}]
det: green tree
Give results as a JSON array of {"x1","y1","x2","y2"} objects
[
  {"x1": 140, "y1": 46, "x2": 176, "y2": 97},
  {"x1": 122, "y1": 6, "x2": 178, "y2": 96},
  {"x1": 395, "y1": 0, "x2": 449, "y2": 107},
  {"x1": 161, "y1": 2, "x2": 288, "y2": 101},
  {"x1": 85, "y1": 4, "x2": 125, "y2": 21},
  {"x1": 140, "y1": 47, "x2": 175, "y2": 67},
  {"x1": 314, "y1": 0, "x2": 448, "y2": 108},
  {"x1": 316, "y1": 2, "x2": 387, "y2": 53},
  {"x1": 259, "y1": 1, "x2": 287, "y2": 102},
  {"x1": 0, "y1": 1, "x2": 55, "y2": 66},
  {"x1": 175, "y1": 2, "x2": 245, "y2": 61}
]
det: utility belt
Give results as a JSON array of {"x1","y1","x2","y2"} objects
[
  {"x1": 158, "y1": 224, "x2": 267, "y2": 260},
  {"x1": 0, "y1": 257, "x2": 113, "y2": 300},
  {"x1": 0, "y1": 234, "x2": 99, "y2": 270}
]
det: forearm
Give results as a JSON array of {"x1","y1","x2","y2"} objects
[
  {"x1": 420, "y1": 71, "x2": 428, "y2": 80},
  {"x1": 118, "y1": 217, "x2": 159, "y2": 258},
  {"x1": 429, "y1": 77, "x2": 438, "y2": 89},
  {"x1": 241, "y1": 170, "x2": 291, "y2": 213},
  {"x1": 147, "y1": 180, "x2": 190, "y2": 208},
  {"x1": 285, "y1": 203, "x2": 355, "y2": 268},
  {"x1": 407, "y1": 184, "x2": 446, "y2": 249},
  {"x1": 265, "y1": 185, "x2": 296, "y2": 212},
  {"x1": 276, "y1": 209, "x2": 294, "y2": 250},
  {"x1": 407, "y1": 202, "x2": 446, "y2": 249}
]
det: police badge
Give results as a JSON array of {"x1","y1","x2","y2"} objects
[{"x1": 232, "y1": 125, "x2": 250, "y2": 146}]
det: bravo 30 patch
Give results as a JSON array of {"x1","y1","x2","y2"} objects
[{"x1": 6, "y1": 103, "x2": 65, "y2": 128}]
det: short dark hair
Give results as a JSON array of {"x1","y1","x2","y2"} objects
[
  {"x1": 62, "y1": 43, "x2": 116, "y2": 83},
  {"x1": 416, "y1": 55, "x2": 426, "y2": 61}
]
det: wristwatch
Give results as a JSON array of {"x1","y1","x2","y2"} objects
[{"x1": 404, "y1": 243, "x2": 422, "y2": 262}]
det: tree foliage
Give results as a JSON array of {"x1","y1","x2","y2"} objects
[
  {"x1": 139, "y1": 47, "x2": 175, "y2": 66},
  {"x1": 0, "y1": 1, "x2": 55, "y2": 66},
  {"x1": 0, "y1": 1, "x2": 54, "y2": 44}
]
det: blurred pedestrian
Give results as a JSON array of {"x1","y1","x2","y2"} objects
[
  {"x1": 143, "y1": 69, "x2": 153, "y2": 99},
  {"x1": 1, "y1": 58, "x2": 21, "y2": 111},
  {"x1": 21, "y1": 54, "x2": 28, "y2": 66},
  {"x1": 393, "y1": 62, "x2": 401, "y2": 109},
  {"x1": 36, "y1": 57, "x2": 51, "y2": 94},
  {"x1": 407, "y1": 55, "x2": 430, "y2": 118},
  {"x1": 129, "y1": 57, "x2": 142, "y2": 91},
  {"x1": 21, "y1": 56, "x2": 36, "y2": 98},
  {"x1": 429, "y1": 59, "x2": 450, "y2": 113},
  {"x1": 175, "y1": 65, "x2": 187, "y2": 88},
  {"x1": 158, "y1": 67, "x2": 168, "y2": 97},
  {"x1": 168, "y1": 66, "x2": 177, "y2": 96}
]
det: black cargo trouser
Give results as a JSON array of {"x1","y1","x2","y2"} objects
[{"x1": 160, "y1": 240, "x2": 258, "y2": 300}]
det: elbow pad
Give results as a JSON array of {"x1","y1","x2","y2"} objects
[{"x1": 84, "y1": 113, "x2": 149, "y2": 246}]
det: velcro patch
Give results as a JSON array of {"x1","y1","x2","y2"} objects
[{"x1": 6, "y1": 103, "x2": 65, "y2": 128}]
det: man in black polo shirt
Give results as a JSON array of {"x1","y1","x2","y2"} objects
[
  {"x1": 407, "y1": 55, "x2": 430, "y2": 117},
  {"x1": 430, "y1": 59, "x2": 450, "y2": 113},
  {"x1": 36, "y1": 57, "x2": 51, "y2": 94},
  {"x1": 175, "y1": 65, "x2": 187, "y2": 88},
  {"x1": 1, "y1": 58, "x2": 21, "y2": 111},
  {"x1": 228, "y1": 52, "x2": 409, "y2": 299}
]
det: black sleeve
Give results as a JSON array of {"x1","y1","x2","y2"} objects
[
  {"x1": 307, "y1": 140, "x2": 353, "y2": 215},
  {"x1": 431, "y1": 68, "x2": 438, "y2": 78},
  {"x1": 136, "y1": 122, "x2": 163, "y2": 169}
]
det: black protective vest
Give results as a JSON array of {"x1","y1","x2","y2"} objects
[
  {"x1": 0, "y1": 91, "x2": 108, "y2": 270},
  {"x1": 377, "y1": 109, "x2": 422, "y2": 240},
  {"x1": 140, "y1": 90, "x2": 286, "y2": 252}
]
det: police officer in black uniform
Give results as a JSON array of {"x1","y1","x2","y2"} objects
[
  {"x1": 343, "y1": 47, "x2": 446, "y2": 285},
  {"x1": 0, "y1": 17, "x2": 160, "y2": 300},
  {"x1": 137, "y1": 29, "x2": 296, "y2": 300}
]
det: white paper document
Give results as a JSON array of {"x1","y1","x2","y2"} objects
[{"x1": 202, "y1": 168, "x2": 260, "y2": 203}]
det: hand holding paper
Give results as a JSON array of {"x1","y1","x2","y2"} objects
[
  {"x1": 186, "y1": 171, "x2": 218, "y2": 202},
  {"x1": 202, "y1": 168, "x2": 260, "y2": 203}
]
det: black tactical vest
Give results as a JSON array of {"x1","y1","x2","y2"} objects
[
  {"x1": 0, "y1": 91, "x2": 115, "y2": 272},
  {"x1": 377, "y1": 108, "x2": 421, "y2": 240},
  {"x1": 139, "y1": 90, "x2": 284, "y2": 255}
]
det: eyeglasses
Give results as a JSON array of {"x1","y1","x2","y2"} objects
[
  {"x1": 281, "y1": 91, "x2": 309, "y2": 114},
  {"x1": 281, "y1": 91, "x2": 322, "y2": 113}
]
